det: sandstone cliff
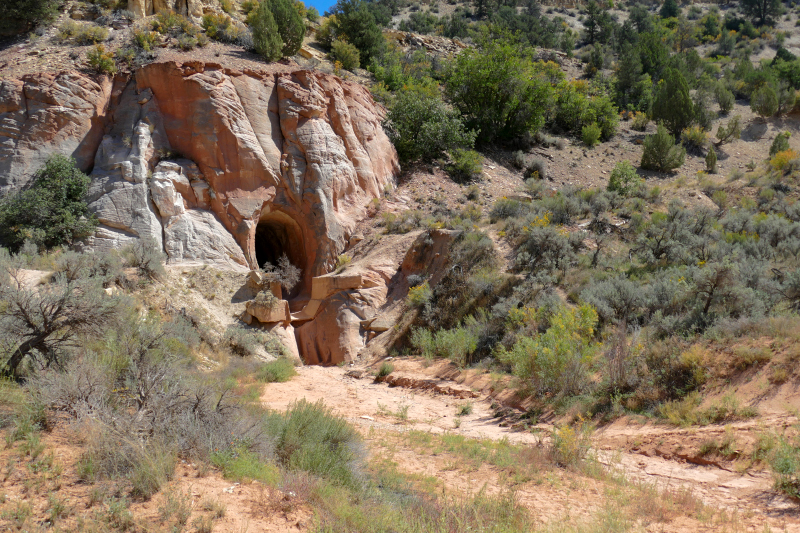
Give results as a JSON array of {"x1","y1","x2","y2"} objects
[{"x1": 0, "y1": 62, "x2": 399, "y2": 286}]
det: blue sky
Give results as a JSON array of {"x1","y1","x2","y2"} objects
[{"x1": 305, "y1": 0, "x2": 336, "y2": 15}]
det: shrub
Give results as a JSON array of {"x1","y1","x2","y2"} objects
[
  {"x1": 581, "y1": 123, "x2": 601, "y2": 147},
  {"x1": 641, "y1": 124, "x2": 686, "y2": 172},
  {"x1": 682, "y1": 125, "x2": 708, "y2": 152},
  {"x1": 255, "y1": 358, "x2": 297, "y2": 383},
  {"x1": 607, "y1": 160, "x2": 642, "y2": 196},
  {"x1": 716, "y1": 85, "x2": 735, "y2": 114},
  {"x1": 515, "y1": 223, "x2": 582, "y2": 273},
  {"x1": 751, "y1": 84, "x2": 779, "y2": 118},
  {"x1": 267, "y1": 399, "x2": 363, "y2": 488},
  {"x1": 631, "y1": 112, "x2": 649, "y2": 131},
  {"x1": 331, "y1": 39, "x2": 360, "y2": 70},
  {"x1": 550, "y1": 422, "x2": 592, "y2": 467},
  {"x1": 410, "y1": 319, "x2": 481, "y2": 367},
  {"x1": 306, "y1": 6, "x2": 319, "y2": 21},
  {"x1": 407, "y1": 281, "x2": 432, "y2": 308},
  {"x1": 498, "y1": 304, "x2": 598, "y2": 396},
  {"x1": 0, "y1": 0, "x2": 61, "y2": 34},
  {"x1": 224, "y1": 324, "x2": 286, "y2": 357},
  {"x1": 386, "y1": 83, "x2": 476, "y2": 163},
  {"x1": 0, "y1": 154, "x2": 97, "y2": 252},
  {"x1": 770, "y1": 149, "x2": 799, "y2": 171},
  {"x1": 770, "y1": 131, "x2": 792, "y2": 156},
  {"x1": 260, "y1": 254, "x2": 301, "y2": 291},
  {"x1": 133, "y1": 28, "x2": 159, "y2": 51},
  {"x1": 177, "y1": 33, "x2": 199, "y2": 50},
  {"x1": 716, "y1": 115, "x2": 742, "y2": 145},
  {"x1": 376, "y1": 362, "x2": 393, "y2": 377},
  {"x1": 122, "y1": 238, "x2": 166, "y2": 280},
  {"x1": 448, "y1": 149, "x2": 483, "y2": 183},
  {"x1": 202, "y1": 13, "x2": 242, "y2": 42},
  {"x1": 706, "y1": 146, "x2": 718, "y2": 173},
  {"x1": 445, "y1": 38, "x2": 553, "y2": 144},
  {"x1": 524, "y1": 158, "x2": 547, "y2": 180},
  {"x1": 87, "y1": 44, "x2": 117, "y2": 75},
  {"x1": 316, "y1": 15, "x2": 337, "y2": 49},
  {"x1": 771, "y1": 436, "x2": 800, "y2": 498}
]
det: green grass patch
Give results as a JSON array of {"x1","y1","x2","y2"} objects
[
  {"x1": 211, "y1": 449, "x2": 280, "y2": 485},
  {"x1": 255, "y1": 358, "x2": 297, "y2": 383}
]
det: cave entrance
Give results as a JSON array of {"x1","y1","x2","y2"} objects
[{"x1": 255, "y1": 211, "x2": 306, "y2": 298}]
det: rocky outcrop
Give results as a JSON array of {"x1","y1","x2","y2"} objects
[
  {"x1": 126, "y1": 0, "x2": 205, "y2": 19},
  {"x1": 0, "y1": 60, "x2": 400, "y2": 365},
  {"x1": 0, "y1": 72, "x2": 112, "y2": 192},
  {"x1": 0, "y1": 61, "x2": 398, "y2": 278}
]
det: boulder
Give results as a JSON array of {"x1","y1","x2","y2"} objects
[{"x1": 245, "y1": 293, "x2": 291, "y2": 325}]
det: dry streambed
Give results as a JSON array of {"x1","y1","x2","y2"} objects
[{"x1": 260, "y1": 361, "x2": 800, "y2": 531}]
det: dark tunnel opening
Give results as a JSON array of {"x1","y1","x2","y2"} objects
[{"x1": 255, "y1": 212, "x2": 307, "y2": 299}]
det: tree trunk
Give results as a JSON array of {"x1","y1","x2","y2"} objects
[{"x1": 2, "y1": 335, "x2": 47, "y2": 379}]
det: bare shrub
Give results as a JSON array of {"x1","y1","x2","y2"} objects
[
  {"x1": 260, "y1": 253, "x2": 301, "y2": 292},
  {"x1": 0, "y1": 266, "x2": 120, "y2": 378},
  {"x1": 122, "y1": 237, "x2": 166, "y2": 281}
]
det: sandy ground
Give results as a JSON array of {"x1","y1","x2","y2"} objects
[{"x1": 260, "y1": 359, "x2": 800, "y2": 531}]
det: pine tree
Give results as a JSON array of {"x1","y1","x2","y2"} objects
[
  {"x1": 659, "y1": 0, "x2": 679, "y2": 19},
  {"x1": 251, "y1": 0, "x2": 283, "y2": 61},
  {"x1": 270, "y1": 0, "x2": 305, "y2": 58},
  {"x1": 652, "y1": 68, "x2": 694, "y2": 137}
]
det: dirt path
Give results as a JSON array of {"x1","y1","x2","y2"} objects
[{"x1": 260, "y1": 361, "x2": 800, "y2": 531}]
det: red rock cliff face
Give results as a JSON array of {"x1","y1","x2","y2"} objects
[{"x1": 0, "y1": 62, "x2": 399, "y2": 289}]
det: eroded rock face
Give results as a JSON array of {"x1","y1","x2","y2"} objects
[
  {"x1": 0, "y1": 72, "x2": 112, "y2": 192},
  {"x1": 0, "y1": 61, "x2": 399, "y2": 364},
  {"x1": 0, "y1": 62, "x2": 398, "y2": 275}
]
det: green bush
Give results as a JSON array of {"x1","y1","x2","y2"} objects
[
  {"x1": 87, "y1": 44, "x2": 117, "y2": 75},
  {"x1": 0, "y1": 154, "x2": 97, "y2": 252},
  {"x1": 706, "y1": 146, "x2": 717, "y2": 173},
  {"x1": 447, "y1": 149, "x2": 483, "y2": 183},
  {"x1": 607, "y1": 160, "x2": 642, "y2": 196},
  {"x1": 133, "y1": 28, "x2": 159, "y2": 51},
  {"x1": 497, "y1": 304, "x2": 598, "y2": 396},
  {"x1": 0, "y1": 0, "x2": 61, "y2": 34},
  {"x1": 255, "y1": 358, "x2": 297, "y2": 383},
  {"x1": 306, "y1": 6, "x2": 319, "y2": 21},
  {"x1": 407, "y1": 281, "x2": 432, "y2": 308},
  {"x1": 331, "y1": 39, "x2": 360, "y2": 70},
  {"x1": 641, "y1": 124, "x2": 686, "y2": 172},
  {"x1": 631, "y1": 112, "x2": 649, "y2": 131},
  {"x1": 267, "y1": 399, "x2": 363, "y2": 488},
  {"x1": 202, "y1": 13, "x2": 242, "y2": 42},
  {"x1": 770, "y1": 131, "x2": 792, "y2": 156},
  {"x1": 445, "y1": 38, "x2": 553, "y2": 144},
  {"x1": 58, "y1": 20, "x2": 109, "y2": 44},
  {"x1": 716, "y1": 115, "x2": 742, "y2": 145},
  {"x1": 716, "y1": 85, "x2": 735, "y2": 114},
  {"x1": 386, "y1": 83, "x2": 476, "y2": 164},
  {"x1": 122, "y1": 238, "x2": 166, "y2": 281},
  {"x1": 410, "y1": 317, "x2": 482, "y2": 367},
  {"x1": 581, "y1": 123, "x2": 601, "y2": 147},
  {"x1": 751, "y1": 84, "x2": 779, "y2": 118}
]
